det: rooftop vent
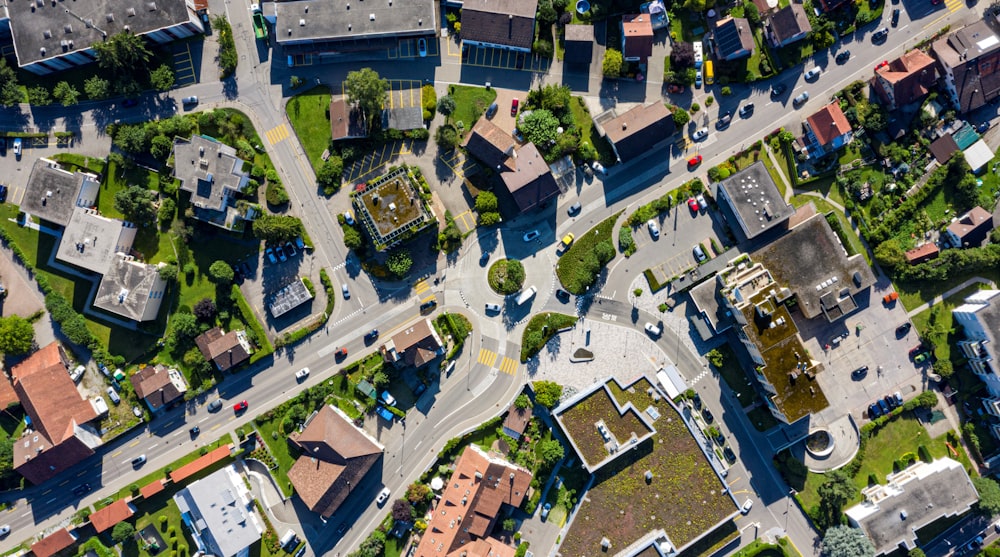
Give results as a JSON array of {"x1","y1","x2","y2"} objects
[
  {"x1": 147, "y1": 1, "x2": 157, "y2": 10},
  {"x1": 299, "y1": 18, "x2": 305, "y2": 26},
  {"x1": 304, "y1": 5, "x2": 308, "y2": 11},
  {"x1": 106, "y1": 13, "x2": 114, "y2": 22},
  {"x1": 40, "y1": 47, "x2": 46, "y2": 56},
  {"x1": 128, "y1": 7, "x2": 136, "y2": 16},
  {"x1": 370, "y1": 13, "x2": 375, "y2": 20},
  {"x1": 118, "y1": 289, "x2": 129, "y2": 303},
  {"x1": 64, "y1": 24, "x2": 72, "y2": 33},
  {"x1": 43, "y1": 30, "x2": 52, "y2": 39}
]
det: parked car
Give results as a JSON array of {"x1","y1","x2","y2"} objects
[
  {"x1": 0, "y1": 185, "x2": 8, "y2": 203},
  {"x1": 523, "y1": 230, "x2": 540, "y2": 242},
  {"x1": 541, "y1": 503, "x2": 551, "y2": 520},
  {"x1": 207, "y1": 399, "x2": 224, "y2": 412},
  {"x1": 343, "y1": 211, "x2": 355, "y2": 225},
  {"x1": 702, "y1": 408, "x2": 714, "y2": 423},
  {"x1": 691, "y1": 127, "x2": 709, "y2": 141},
  {"x1": 693, "y1": 245, "x2": 707, "y2": 262},
  {"x1": 873, "y1": 27, "x2": 889, "y2": 42},
  {"x1": 560, "y1": 233, "x2": 575, "y2": 248},
  {"x1": 883, "y1": 292, "x2": 899, "y2": 304},
  {"x1": 591, "y1": 161, "x2": 607, "y2": 175},
  {"x1": 485, "y1": 303, "x2": 501, "y2": 313},
  {"x1": 647, "y1": 219, "x2": 660, "y2": 238},
  {"x1": 381, "y1": 391, "x2": 396, "y2": 407},
  {"x1": 107, "y1": 386, "x2": 121, "y2": 404},
  {"x1": 335, "y1": 347, "x2": 348, "y2": 360},
  {"x1": 275, "y1": 245, "x2": 287, "y2": 262},
  {"x1": 741, "y1": 499, "x2": 753, "y2": 514},
  {"x1": 978, "y1": 121, "x2": 991, "y2": 133},
  {"x1": 692, "y1": 393, "x2": 702, "y2": 409},
  {"x1": 877, "y1": 398, "x2": 890, "y2": 414},
  {"x1": 266, "y1": 248, "x2": 277, "y2": 264},
  {"x1": 510, "y1": 98, "x2": 519, "y2": 116},
  {"x1": 697, "y1": 194, "x2": 708, "y2": 210},
  {"x1": 695, "y1": 70, "x2": 703, "y2": 88},
  {"x1": 893, "y1": 392, "x2": 903, "y2": 407},
  {"x1": 687, "y1": 197, "x2": 700, "y2": 212},
  {"x1": 869, "y1": 403, "x2": 883, "y2": 418},
  {"x1": 131, "y1": 454, "x2": 147, "y2": 467},
  {"x1": 12, "y1": 138, "x2": 21, "y2": 159},
  {"x1": 891, "y1": 8, "x2": 900, "y2": 25},
  {"x1": 417, "y1": 38, "x2": 427, "y2": 57},
  {"x1": 234, "y1": 400, "x2": 249, "y2": 413},
  {"x1": 739, "y1": 103, "x2": 755, "y2": 117},
  {"x1": 804, "y1": 67, "x2": 821, "y2": 81},
  {"x1": 295, "y1": 367, "x2": 310, "y2": 380},
  {"x1": 875, "y1": 60, "x2": 889, "y2": 72},
  {"x1": 644, "y1": 322, "x2": 662, "y2": 337},
  {"x1": 285, "y1": 242, "x2": 297, "y2": 257},
  {"x1": 716, "y1": 111, "x2": 732, "y2": 129},
  {"x1": 485, "y1": 102, "x2": 498, "y2": 119},
  {"x1": 723, "y1": 447, "x2": 737, "y2": 463},
  {"x1": 555, "y1": 288, "x2": 571, "y2": 301},
  {"x1": 376, "y1": 487, "x2": 391, "y2": 506},
  {"x1": 885, "y1": 395, "x2": 899, "y2": 409},
  {"x1": 836, "y1": 50, "x2": 851, "y2": 64},
  {"x1": 182, "y1": 96, "x2": 199, "y2": 107},
  {"x1": 567, "y1": 201, "x2": 581, "y2": 215},
  {"x1": 896, "y1": 323, "x2": 912, "y2": 336},
  {"x1": 793, "y1": 92, "x2": 810, "y2": 106},
  {"x1": 770, "y1": 83, "x2": 787, "y2": 97},
  {"x1": 688, "y1": 155, "x2": 703, "y2": 167},
  {"x1": 851, "y1": 366, "x2": 869, "y2": 380},
  {"x1": 914, "y1": 352, "x2": 930, "y2": 363},
  {"x1": 667, "y1": 84, "x2": 685, "y2": 94}
]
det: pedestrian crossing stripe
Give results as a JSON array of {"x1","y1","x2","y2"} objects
[
  {"x1": 479, "y1": 348, "x2": 498, "y2": 367},
  {"x1": 498, "y1": 357, "x2": 518, "y2": 375},
  {"x1": 265, "y1": 124, "x2": 290, "y2": 145},
  {"x1": 420, "y1": 294, "x2": 437, "y2": 304},
  {"x1": 945, "y1": 0, "x2": 961, "y2": 11},
  {"x1": 414, "y1": 279, "x2": 429, "y2": 294}
]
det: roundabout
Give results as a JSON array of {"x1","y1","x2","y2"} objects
[{"x1": 488, "y1": 258, "x2": 526, "y2": 295}]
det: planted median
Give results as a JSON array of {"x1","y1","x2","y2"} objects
[{"x1": 556, "y1": 212, "x2": 621, "y2": 294}]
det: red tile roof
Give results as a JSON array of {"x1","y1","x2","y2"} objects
[
  {"x1": 31, "y1": 528, "x2": 76, "y2": 557},
  {"x1": 806, "y1": 103, "x2": 852, "y2": 149},
  {"x1": 904, "y1": 243, "x2": 940, "y2": 263},
  {"x1": 90, "y1": 499, "x2": 134, "y2": 533},
  {"x1": 874, "y1": 49, "x2": 938, "y2": 108},
  {"x1": 140, "y1": 480, "x2": 166, "y2": 499},
  {"x1": 622, "y1": 14, "x2": 654, "y2": 60},
  {"x1": 170, "y1": 445, "x2": 232, "y2": 483}
]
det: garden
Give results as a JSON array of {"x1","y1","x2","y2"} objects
[
  {"x1": 556, "y1": 212, "x2": 621, "y2": 294},
  {"x1": 519, "y1": 85, "x2": 614, "y2": 164},
  {"x1": 520, "y1": 312, "x2": 578, "y2": 362},
  {"x1": 434, "y1": 84, "x2": 497, "y2": 151},
  {"x1": 488, "y1": 259, "x2": 526, "y2": 295}
]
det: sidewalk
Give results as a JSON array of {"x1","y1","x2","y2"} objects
[{"x1": 905, "y1": 277, "x2": 996, "y2": 318}]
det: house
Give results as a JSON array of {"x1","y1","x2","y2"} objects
[
  {"x1": 460, "y1": 0, "x2": 539, "y2": 52},
  {"x1": 502, "y1": 405, "x2": 533, "y2": 440},
  {"x1": 353, "y1": 166, "x2": 436, "y2": 250},
  {"x1": 929, "y1": 134, "x2": 961, "y2": 164},
  {"x1": 871, "y1": 50, "x2": 938, "y2": 111},
  {"x1": 195, "y1": 328, "x2": 253, "y2": 372},
  {"x1": 30, "y1": 528, "x2": 78, "y2": 557},
  {"x1": 90, "y1": 499, "x2": 135, "y2": 534},
  {"x1": 92, "y1": 256, "x2": 168, "y2": 322},
  {"x1": 268, "y1": 278, "x2": 315, "y2": 318},
  {"x1": 945, "y1": 206, "x2": 994, "y2": 248},
  {"x1": 380, "y1": 318, "x2": 445, "y2": 368},
  {"x1": 413, "y1": 445, "x2": 531, "y2": 557},
  {"x1": 596, "y1": 102, "x2": 676, "y2": 163},
  {"x1": 55, "y1": 208, "x2": 137, "y2": 275},
  {"x1": 11, "y1": 343, "x2": 101, "y2": 484},
  {"x1": 268, "y1": 0, "x2": 436, "y2": 60},
  {"x1": 563, "y1": 24, "x2": 594, "y2": 65},
  {"x1": 21, "y1": 158, "x2": 99, "y2": 227},
  {"x1": 712, "y1": 17, "x2": 754, "y2": 61},
  {"x1": 174, "y1": 465, "x2": 263, "y2": 557},
  {"x1": 953, "y1": 290, "x2": 1000, "y2": 434},
  {"x1": 932, "y1": 21, "x2": 1000, "y2": 114},
  {"x1": 5, "y1": 0, "x2": 203, "y2": 75},
  {"x1": 714, "y1": 161, "x2": 795, "y2": 242},
  {"x1": 904, "y1": 243, "x2": 940, "y2": 265},
  {"x1": 801, "y1": 103, "x2": 854, "y2": 159},
  {"x1": 286, "y1": 405, "x2": 383, "y2": 518},
  {"x1": 462, "y1": 119, "x2": 561, "y2": 211},
  {"x1": 621, "y1": 14, "x2": 654, "y2": 64},
  {"x1": 764, "y1": 4, "x2": 811, "y2": 47},
  {"x1": 845, "y1": 458, "x2": 978, "y2": 556},
  {"x1": 171, "y1": 135, "x2": 255, "y2": 230},
  {"x1": 330, "y1": 97, "x2": 368, "y2": 141},
  {"x1": 130, "y1": 364, "x2": 188, "y2": 413}
]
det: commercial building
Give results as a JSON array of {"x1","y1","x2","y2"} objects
[
  {"x1": 352, "y1": 166, "x2": 436, "y2": 250},
  {"x1": 21, "y1": 158, "x2": 99, "y2": 227},
  {"x1": 171, "y1": 135, "x2": 256, "y2": 231},
  {"x1": 268, "y1": 278, "x2": 314, "y2": 318},
  {"x1": 55, "y1": 208, "x2": 138, "y2": 275},
  {"x1": 932, "y1": 21, "x2": 1000, "y2": 113},
  {"x1": 174, "y1": 465, "x2": 263, "y2": 557},
  {"x1": 954, "y1": 290, "x2": 1000, "y2": 435},
  {"x1": 714, "y1": 161, "x2": 795, "y2": 242},
  {"x1": 460, "y1": 0, "x2": 538, "y2": 52},
  {"x1": 92, "y1": 256, "x2": 168, "y2": 322}
]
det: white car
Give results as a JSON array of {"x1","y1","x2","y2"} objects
[
  {"x1": 693, "y1": 245, "x2": 707, "y2": 262},
  {"x1": 376, "y1": 487, "x2": 391, "y2": 506},
  {"x1": 343, "y1": 211, "x2": 355, "y2": 225},
  {"x1": 741, "y1": 499, "x2": 753, "y2": 514},
  {"x1": 182, "y1": 95, "x2": 199, "y2": 106},
  {"x1": 696, "y1": 194, "x2": 708, "y2": 210},
  {"x1": 0, "y1": 524, "x2": 10, "y2": 537},
  {"x1": 107, "y1": 386, "x2": 121, "y2": 405},
  {"x1": 12, "y1": 138, "x2": 21, "y2": 159},
  {"x1": 523, "y1": 230, "x2": 540, "y2": 242},
  {"x1": 691, "y1": 127, "x2": 709, "y2": 141},
  {"x1": 644, "y1": 323, "x2": 662, "y2": 337},
  {"x1": 295, "y1": 367, "x2": 310, "y2": 380},
  {"x1": 342, "y1": 283, "x2": 351, "y2": 299},
  {"x1": 485, "y1": 303, "x2": 501, "y2": 313},
  {"x1": 804, "y1": 67, "x2": 821, "y2": 81},
  {"x1": 591, "y1": 161, "x2": 607, "y2": 175},
  {"x1": 646, "y1": 219, "x2": 660, "y2": 238}
]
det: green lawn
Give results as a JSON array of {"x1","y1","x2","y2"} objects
[
  {"x1": 571, "y1": 97, "x2": 616, "y2": 166},
  {"x1": 520, "y1": 312, "x2": 578, "y2": 362},
  {"x1": 285, "y1": 85, "x2": 332, "y2": 171},
  {"x1": 121, "y1": 492, "x2": 196, "y2": 557},
  {"x1": 446, "y1": 84, "x2": 497, "y2": 131},
  {"x1": 556, "y1": 211, "x2": 621, "y2": 294},
  {"x1": 760, "y1": 149, "x2": 788, "y2": 199},
  {"x1": 896, "y1": 267, "x2": 1000, "y2": 312},
  {"x1": 254, "y1": 417, "x2": 298, "y2": 497},
  {"x1": 910, "y1": 283, "x2": 988, "y2": 363},
  {"x1": 0, "y1": 408, "x2": 26, "y2": 442}
]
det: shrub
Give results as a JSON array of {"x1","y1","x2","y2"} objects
[
  {"x1": 721, "y1": 86, "x2": 732, "y2": 96},
  {"x1": 421, "y1": 84, "x2": 437, "y2": 120},
  {"x1": 691, "y1": 103, "x2": 700, "y2": 113},
  {"x1": 706, "y1": 96, "x2": 714, "y2": 106}
]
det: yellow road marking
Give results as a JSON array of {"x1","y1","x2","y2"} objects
[
  {"x1": 414, "y1": 279, "x2": 429, "y2": 294},
  {"x1": 479, "y1": 348, "x2": 498, "y2": 367},
  {"x1": 499, "y1": 357, "x2": 518, "y2": 375},
  {"x1": 420, "y1": 294, "x2": 437, "y2": 304}
]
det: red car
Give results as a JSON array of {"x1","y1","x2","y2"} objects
[
  {"x1": 875, "y1": 60, "x2": 889, "y2": 71},
  {"x1": 511, "y1": 98, "x2": 519, "y2": 116},
  {"x1": 667, "y1": 84, "x2": 685, "y2": 94},
  {"x1": 687, "y1": 197, "x2": 700, "y2": 212},
  {"x1": 688, "y1": 155, "x2": 702, "y2": 167},
  {"x1": 234, "y1": 400, "x2": 248, "y2": 413}
]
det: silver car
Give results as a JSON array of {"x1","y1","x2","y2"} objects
[
  {"x1": 646, "y1": 219, "x2": 660, "y2": 238},
  {"x1": 691, "y1": 127, "x2": 708, "y2": 141}
]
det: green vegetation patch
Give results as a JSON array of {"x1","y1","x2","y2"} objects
[
  {"x1": 488, "y1": 259, "x2": 526, "y2": 294},
  {"x1": 556, "y1": 212, "x2": 621, "y2": 294},
  {"x1": 520, "y1": 312, "x2": 577, "y2": 362},
  {"x1": 446, "y1": 84, "x2": 497, "y2": 133},
  {"x1": 285, "y1": 85, "x2": 332, "y2": 171}
]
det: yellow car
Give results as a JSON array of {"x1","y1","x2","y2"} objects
[{"x1": 561, "y1": 233, "x2": 575, "y2": 248}]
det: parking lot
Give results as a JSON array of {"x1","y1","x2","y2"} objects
[
  {"x1": 343, "y1": 140, "x2": 414, "y2": 183},
  {"x1": 459, "y1": 45, "x2": 550, "y2": 73},
  {"x1": 389, "y1": 38, "x2": 439, "y2": 59},
  {"x1": 637, "y1": 204, "x2": 728, "y2": 282}
]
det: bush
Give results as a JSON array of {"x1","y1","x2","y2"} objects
[
  {"x1": 721, "y1": 86, "x2": 732, "y2": 96},
  {"x1": 706, "y1": 96, "x2": 714, "y2": 106},
  {"x1": 672, "y1": 106, "x2": 690, "y2": 127},
  {"x1": 533, "y1": 40, "x2": 554, "y2": 59},
  {"x1": 437, "y1": 95, "x2": 456, "y2": 116},
  {"x1": 603, "y1": 49, "x2": 623, "y2": 78},
  {"x1": 421, "y1": 84, "x2": 437, "y2": 120},
  {"x1": 435, "y1": 124, "x2": 461, "y2": 151},
  {"x1": 266, "y1": 183, "x2": 289, "y2": 206},
  {"x1": 691, "y1": 103, "x2": 700, "y2": 113},
  {"x1": 488, "y1": 259, "x2": 526, "y2": 294}
]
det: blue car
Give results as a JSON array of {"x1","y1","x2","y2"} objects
[
  {"x1": 377, "y1": 406, "x2": 394, "y2": 422},
  {"x1": 695, "y1": 69, "x2": 703, "y2": 88},
  {"x1": 869, "y1": 403, "x2": 882, "y2": 418}
]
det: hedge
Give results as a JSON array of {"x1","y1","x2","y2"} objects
[
  {"x1": 319, "y1": 268, "x2": 335, "y2": 315},
  {"x1": 233, "y1": 285, "x2": 273, "y2": 362}
]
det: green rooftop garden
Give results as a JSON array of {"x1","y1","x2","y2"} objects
[{"x1": 557, "y1": 384, "x2": 653, "y2": 468}]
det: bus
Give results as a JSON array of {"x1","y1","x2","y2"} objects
[{"x1": 704, "y1": 60, "x2": 715, "y2": 85}]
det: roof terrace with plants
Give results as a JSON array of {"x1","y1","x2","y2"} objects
[{"x1": 353, "y1": 166, "x2": 434, "y2": 251}]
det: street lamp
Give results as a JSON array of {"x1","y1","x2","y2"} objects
[{"x1": 466, "y1": 332, "x2": 473, "y2": 392}]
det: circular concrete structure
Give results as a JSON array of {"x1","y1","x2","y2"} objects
[{"x1": 805, "y1": 429, "x2": 835, "y2": 458}]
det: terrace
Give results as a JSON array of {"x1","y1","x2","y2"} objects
[
  {"x1": 353, "y1": 167, "x2": 434, "y2": 251},
  {"x1": 557, "y1": 377, "x2": 738, "y2": 556},
  {"x1": 556, "y1": 383, "x2": 655, "y2": 471}
]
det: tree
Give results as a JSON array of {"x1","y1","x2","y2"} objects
[
  {"x1": 150, "y1": 135, "x2": 174, "y2": 161},
  {"x1": 706, "y1": 349, "x2": 724, "y2": 368},
  {"x1": 0, "y1": 316, "x2": 35, "y2": 355},
  {"x1": 170, "y1": 313, "x2": 201, "y2": 341},
  {"x1": 874, "y1": 239, "x2": 906, "y2": 271},
  {"x1": 975, "y1": 477, "x2": 1000, "y2": 515},
  {"x1": 406, "y1": 483, "x2": 432, "y2": 503},
  {"x1": 908, "y1": 549, "x2": 926, "y2": 557},
  {"x1": 594, "y1": 240, "x2": 615, "y2": 265},
  {"x1": 821, "y1": 526, "x2": 874, "y2": 557},
  {"x1": 387, "y1": 250, "x2": 413, "y2": 277},
  {"x1": 84, "y1": 76, "x2": 112, "y2": 100},
  {"x1": 0, "y1": 59, "x2": 22, "y2": 107},
  {"x1": 503, "y1": 518, "x2": 517, "y2": 532},
  {"x1": 93, "y1": 30, "x2": 152, "y2": 73},
  {"x1": 391, "y1": 499, "x2": 412, "y2": 522},
  {"x1": 673, "y1": 106, "x2": 690, "y2": 127},
  {"x1": 114, "y1": 125, "x2": 150, "y2": 154},
  {"x1": 953, "y1": 174, "x2": 981, "y2": 213},
  {"x1": 158, "y1": 264, "x2": 178, "y2": 283},
  {"x1": 515, "y1": 394, "x2": 531, "y2": 409},
  {"x1": 112, "y1": 522, "x2": 136, "y2": 544},
  {"x1": 345, "y1": 68, "x2": 389, "y2": 132},
  {"x1": 0, "y1": 438, "x2": 13, "y2": 478},
  {"x1": 114, "y1": 186, "x2": 157, "y2": 223},
  {"x1": 537, "y1": 439, "x2": 564, "y2": 467},
  {"x1": 533, "y1": 381, "x2": 563, "y2": 408},
  {"x1": 603, "y1": 49, "x2": 623, "y2": 78},
  {"x1": 252, "y1": 214, "x2": 303, "y2": 242},
  {"x1": 27, "y1": 86, "x2": 51, "y2": 106},
  {"x1": 52, "y1": 82, "x2": 80, "y2": 107},
  {"x1": 670, "y1": 42, "x2": 695, "y2": 68},
  {"x1": 343, "y1": 227, "x2": 364, "y2": 251},
  {"x1": 194, "y1": 298, "x2": 217, "y2": 321},
  {"x1": 437, "y1": 95, "x2": 457, "y2": 116},
  {"x1": 537, "y1": 0, "x2": 557, "y2": 26},
  {"x1": 150, "y1": 64, "x2": 175, "y2": 91},
  {"x1": 520, "y1": 109, "x2": 560, "y2": 147},
  {"x1": 317, "y1": 156, "x2": 344, "y2": 194},
  {"x1": 475, "y1": 192, "x2": 499, "y2": 213},
  {"x1": 208, "y1": 261, "x2": 235, "y2": 283},
  {"x1": 817, "y1": 470, "x2": 857, "y2": 529},
  {"x1": 435, "y1": 124, "x2": 461, "y2": 151},
  {"x1": 744, "y1": 1, "x2": 761, "y2": 25}
]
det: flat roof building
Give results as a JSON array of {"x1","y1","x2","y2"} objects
[
  {"x1": 22, "y1": 158, "x2": 100, "y2": 227},
  {"x1": 93, "y1": 256, "x2": 167, "y2": 322},
  {"x1": 55, "y1": 208, "x2": 137, "y2": 275},
  {"x1": 716, "y1": 161, "x2": 795, "y2": 242},
  {"x1": 460, "y1": 0, "x2": 538, "y2": 52},
  {"x1": 268, "y1": 278, "x2": 314, "y2": 318},
  {"x1": 353, "y1": 167, "x2": 435, "y2": 251},
  {"x1": 174, "y1": 464, "x2": 263, "y2": 557},
  {"x1": 172, "y1": 136, "x2": 255, "y2": 231},
  {"x1": 563, "y1": 24, "x2": 594, "y2": 64}
]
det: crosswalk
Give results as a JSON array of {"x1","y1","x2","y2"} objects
[
  {"x1": 478, "y1": 348, "x2": 518, "y2": 376},
  {"x1": 944, "y1": 0, "x2": 961, "y2": 11},
  {"x1": 265, "y1": 124, "x2": 290, "y2": 146},
  {"x1": 414, "y1": 279, "x2": 437, "y2": 304}
]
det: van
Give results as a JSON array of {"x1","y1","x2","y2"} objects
[
  {"x1": 704, "y1": 61, "x2": 715, "y2": 85},
  {"x1": 515, "y1": 286, "x2": 537, "y2": 306},
  {"x1": 107, "y1": 387, "x2": 121, "y2": 405},
  {"x1": 279, "y1": 530, "x2": 298, "y2": 550}
]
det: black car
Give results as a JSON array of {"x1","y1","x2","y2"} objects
[
  {"x1": 884, "y1": 395, "x2": 899, "y2": 409},
  {"x1": 852, "y1": 366, "x2": 869, "y2": 380},
  {"x1": 891, "y1": 8, "x2": 900, "y2": 26},
  {"x1": 896, "y1": 322, "x2": 912, "y2": 337},
  {"x1": 555, "y1": 288, "x2": 571, "y2": 302},
  {"x1": 716, "y1": 111, "x2": 733, "y2": 130},
  {"x1": 190, "y1": 426, "x2": 200, "y2": 436},
  {"x1": 869, "y1": 403, "x2": 883, "y2": 418},
  {"x1": 872, "y1": 28, "x2": 889, "y2": 43},
  {"x1": 770, "y1": 83, "x2": 787, "y2": 97},
  {"x1": 364, "y1": 329, "x2": 379, "y2": 344},
  {"x1": 420, "y1": 300, "x2": 437, "y2": 313},
  {"x1": 723, "y1": 447, "x2": 737, "y2": 463},
  {"x1": 714, "y1": 431, "x2": 725, "y2": 445},
  {"x1": 702, "y1": 408, "x2": 714, "y2": 424},
  {"x1": 0, "y1": 185, "x2": 7, "y2": 203},
  {"x1": 836, "y1": 50, "x2": 851, "y2": 64},
  {"x1": 739, "y1": 103, "x2": 755, "y2": 117},
  {"x1": 692, "y1": 392, "x2": 702, "y2": 410},
  {"x1": 72, "y1": 484, "x2": 91, "y2": 496},
  {"x1": 485, "y1": 102, "x2": 498, "y2": 119}
]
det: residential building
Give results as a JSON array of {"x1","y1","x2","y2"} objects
[
  {"x1": 55, "y1": 208, "x2": 137, "y2": 275},
  {"x1": 563, "y1": 24, "x2": 594, "y2": 64},
  {"x1": 712, "y1": 17, "x2": 754, "y2": 61},
  {"x1": 11, "y1": 343, "x2": 102, "y2": 484},
  {"x1": 639, "y1": 0, "x2": 669, "y2": 30},
  {"x1": 764, "y1": 4, "x2": 811, "y2": 47},
  {"x1": 380, "y1": 317, "x2": 445, "y2": 368},
  {"x1": 462, "y1": 119, "x2": 561, "y2": 211},
  {"x1": 268, "y1": 0, "x2": 436, "y2": 60},
  {"x1": 944, "y1": 206, "x2": 994, "y2": 248},
  {"x1": 815, "y1": 0, "x2": 850, "y2": 13},
  {"x1": 129, "y1": 364, "x2": 188, "y2": 414},
  {"x1": 871, "y1": 50, "x2": 938, "y2": 111},
  {"x1": 286, "y1": 405, "x2": 384, "y2": 518},
  {"x1": 413, "y1": 444, "x2": 532, "y2": 557},
  {"x1": 845, "y1": 458, "x2": 978, "y2": 556},
  {"x1": 801, "y1": 103, "x2": 854, "y2": 159},
  {"x1": 93, "y1": 256, "x2": 167, "y2": 322},
  {"x1": 622, "y1": 14, "x2": 654, "y2": 64},
  {"x1": 195, "y1": 328, "x2": 253, "y2": 372},
  {"x1": 714, "y1": 161, "x2": 795, "y2": 242},
  {"x1": 932, "y1": 21, "x2": 1000, "y2": 113},
  {"x1": 330, "y1": 97, "x2": 368, "y2": 141},
  {"x1": 21, "y1": 158, "x2": 100, "y2": 227},
  {"x1": 90, "y1": 499, "x2": 135, "y2": 534},
  {"x1": 175, "y1": 465, "x2": 263, "y2": 557},
  {"x1": 353, "y1": 166, "x2": 436, "y2": 250},
  {"x1": 5, "y1": 0, "x2": 203, "y2": 75},
  {"x1": 171, "y1": 135, "x2": 256, "y2": 230},
  {"x1": 954, "y1": 290, "x2": 1000, "y2": 431},
  {"x1": 460, "y1": 0, "x2": 538, "y2": 52},
  {"x1": 268, "y1": 278, "x2": 314, "y2": 318},
  {"x1": 904, "y1": 243, "x2": 940, "y2": 265},
  {"x1": 596, "y1": 102, "x2": 676, "y2": 164},
  {"x1": 502, "y1": 405, "x2": 533, "y2": 440},
  {"x1": 30, "y1": 529, "x2": 78, "y2": 557}
]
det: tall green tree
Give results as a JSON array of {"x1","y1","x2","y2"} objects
[
  {"x1": 150, "y1": 64, "x2": 176, "y2": 91},
  {"x1": 533, "y1": 381, "x2": 563, "y2": 408},
  {"x1": 520, "y1": 109, "x2": 560, "y2": 146},
  {"x1": 114, "y1": 185, "x2": 157, "y2": 223},
  {"x1": 0, "y1": 59, "x2": 22, "y2": 107},
  {"x1": 252, "y1": 214, "x2": 303, "y2": 242},
  {"x1": 92, "y1": 30, "x2": 152, "y2": 73},
  {"x1": 974, "y1": 476, "x2": 1000, "y2": 515},
  {"x1": 52, "y1": 82, "x2": 80, "y2": 107},
  {"x1": 111, "y1": 522, "x2": 136, "y2": 543},
  {"x1": 821, "y1": 526, "x2": 874, "y2": 557},
  {"x1": 344, "y1": 68, "x2": 389, "y2": 132},
  {"x1": 84, "y1": 76, "x2": 112, "y2": 100},
  {"x1": 602, "y1": 49, "x2": 623, "y2": 78},
  {"x1": 0, "y1": 316, "x2": 35, "y2": 355},
  {"x1": 817, "y1": 469, "x2": 857, "y2": 529}
]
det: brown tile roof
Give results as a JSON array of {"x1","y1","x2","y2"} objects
[
  {"x1": 948, "y1": 206, "x2": 994, "y2": 243},
  {"x1": 767, "y1": 4, "x2": 811, "y2": 45},
  {"x1": 463, "y1": 119, "x2": 517, "y2": 172},
  {"x1": 287, "y1": 405, "x2": 383, "y2": 517},
  {"x1": 622, "y1": 14, "x2": 654, "y2": 60},
  {"x1": 381, "y1": 318, "x2": 445, "y2": 368},
  {"x1": 330, "y1": 98, "x2": 367, "y2": 141},
  {"x1": 0, "y1": 373, "x2": 19, "y2": 409},
  {"x1": 414, "y1": 445, "x2": 531, "y2": 557},
  {"x1": 602, "y1": 103, "x2": 675, "y2": 162},
  {"x1": 713, "y1": 17, "x2": 754, "y2": 59},
  {"x1": 874, "y1": 49, "x2": 938, "y2": 109},
  {"x1": 140, "y1": 480, "x2": 166, "y2": 499},
  {"x1": 130, "y1": 365, "x2": 184, "y2": 411},
  {"x1": 170, "y1": 445, "x2": 232, "y2": 483},
  {"x1": 806, "y1": 103, "x2": 852, "y2": 149},
  {"x1": 90, "y1": 499, "x2": 134, "y2": 533},
  {"x1": 31, "y1": 528, "x2": 76, "y2": 557},
  {"x1": 501, "y1": 143, "x2": 560, "y2": 212},
  {"x1": 194, "y1": 328, "x2": 250, "y2": 372},
  {"x1": 502, "y1": 406, "x2": 533, "y2": 438},
  {"x1": 905, "y1": 243, "x2": 940, "y2": 263},
  {"x1": 461, "y1": 0, "x2": 539, "y2": 50},
  {"x1": 929, "y1": 134, "x2": 960, "y2": 164}
]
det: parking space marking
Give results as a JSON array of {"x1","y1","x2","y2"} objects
[
  {"x1": 498, "y1": 357, "x2": 518, "y2": 375},
  {"x1": 478, "y1": 348, "x2": 499, "y2": 367},
  {"x1": 461, "y1": 45, "x2": 550, "y2": 73},
  {"x1": 389, "y1": 38, "x2": 440, "y2": 59},
  {"x1": 172, "y1": 43, "x2": 197, "y2": 86},
  {"x1": 265, "y1": 124, "x2": 290, "y2": 146},
  {"x1": 453, "y1": 210, "x2": 476, "y2": 234}
]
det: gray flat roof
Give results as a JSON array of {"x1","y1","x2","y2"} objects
[
  {"x1": 716, "y1": 161, "x2": 794, "y2": 241},
  {"x1": 7, "y1": 0, "x2": 196, "y2": 67},
  {"x1": 93, "y1": 257, "x2": 165, "y2": 322},
  {"x1": 172, "y1": 136, "x2": 247, "y2": 213},
  {"x1": 22, "y1": 159, "x2": 96, "y2": 227},
  {"x1": 173, "y1": 465, "x2": 263, "y2": 557},
  {"x1": 55, "y1": 208, "x2": 137, "y2": 275},
  {"x1": 272, "y1": 0, "x2": 435, "y2": 44},
  {"x1": 269, "y1": 278, "x2": 314, "y2": 318}
]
